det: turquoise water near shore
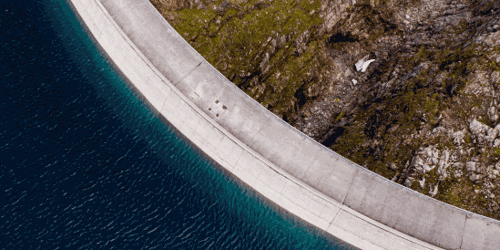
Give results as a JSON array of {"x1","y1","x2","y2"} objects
[{"x1": 0, "y1": 0, "x2": 357, "y2": 249}]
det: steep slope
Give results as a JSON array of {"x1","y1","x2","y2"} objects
[{"x1": 150, "y1": 0, "x2": 500, "y2": 219}]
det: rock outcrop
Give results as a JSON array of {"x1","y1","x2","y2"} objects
[{"x1": 150, "y1": 0, "x2": 500, "y2": 219}]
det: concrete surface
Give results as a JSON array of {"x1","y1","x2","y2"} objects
[{"x1": 68, "y1": 0, "x2": 500, "y2": 249}]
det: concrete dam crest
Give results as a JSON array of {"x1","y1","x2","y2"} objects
[{"x1": 68, "y1": 0, "x2": 500, "y2": 249}]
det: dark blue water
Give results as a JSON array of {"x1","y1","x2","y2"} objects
[{"x1": 0, "y1": 1, "x2": 358, "y2": 249}]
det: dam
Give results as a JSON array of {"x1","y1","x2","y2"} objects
[
  {"x1": 68, "y1": 0, "x2": 500, "y2": 249},
  {"x1": 1, "y1": 0, "x2": 358, "y2": 248}
]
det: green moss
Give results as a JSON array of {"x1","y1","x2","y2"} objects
[
  {"x1": 335, "y1": 112, "x2": 345, "y2": 121},
  {"x1": 333, "y1": 121, "x2": 371, "y2": 170},
  {"x1": 175, "y1": 8, "x2": 217, "y2": 37},
  {"x1": 415, "y1": 45, "x2": 431, "y2": 62},
  {"x1": 427, "y1": 167, "x2": 439, "y2": 184},
  {"x1": 424, "y1": 95, "x2": 439, "y2": 116},
  {"x1": 153, "y1": 0, "x2": 500, "y2": 220},
  {"x1": 493, "y1": 148, "x2": 500, "y2": 157},
  {"x1": 168, "y1": 0, "x2": 324, "y2": 115},
  {"x1": 438, "y1": 179, "x2": 467, "y2": 208}
]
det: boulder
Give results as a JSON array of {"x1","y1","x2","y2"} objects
[
  {"x1": 488, "y1": 106, "x2": 499, "y2": 123},
  {"x1": 469, "y1": 119, "x2": 497, "y2": 145}
]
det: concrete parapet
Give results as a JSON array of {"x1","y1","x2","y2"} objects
[{"x1": 68, "y1": 0, "x2": 500, "y2": 249}]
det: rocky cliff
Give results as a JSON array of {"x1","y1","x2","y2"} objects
[{"x1": 150, "y1": 0, "x2": 500, "y2": 219}]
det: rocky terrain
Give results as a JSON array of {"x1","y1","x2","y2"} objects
[{"x1": 150, "y1": 0, "x2": 500, "y2": 220}]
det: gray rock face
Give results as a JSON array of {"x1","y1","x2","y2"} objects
[
  {"x1": 437, "y1": 149, "x2": 450, "y2": 180},
  {"x1": 469, "y1": 173, "x2": 484, "y2": 184},
  {"x1": 319, "y1": 0, "x2": 357, "y2": 34},
  {"x1": 429, "y1": 183, "x2": 439, "y2": 197},
  {"x1": 466, "y1": 161, "x2": 492, "y2": 184},
  {"x1": 410, "y1": 145, "x2": 440, "y2": 174},
  {"x1": 488, "y1": 106, "x2": 499, "y2": 123},
  {"x1": 453, "y1": 165, "x2": 464, "y2": 178},
  {"x1": 493, "y1": 139, "x2": 500, "y2": 148},
  {"x1": 466, "y1": 161, "x2": 478, "y2": 173},
  {"x1": 404, "y1": 176, "x2": 414, "y2": 187},
  {"x1": 453, "y1": 131, "x2": 465, "y2": 145},
  {"x1": 470, "y1": 119, "x2": 497, "y2": 146},
  {"x1": 156, "y1": 0, "x2": 500, "y2": 220}
]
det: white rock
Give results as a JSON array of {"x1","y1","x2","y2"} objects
[
  {"x1": 470, "y1": 119, "x2": 487, "y2": 135},
  {"x1": 429, "y1": 184, "x2": 439, "y2": 197},
  {"x1": 484, "y1": 30, "x2": 500, "y2": 47},
  {"x1": 419, "y1": 178, "x2": 426, "y2": 189},
  {"x1": 355, "y1": 55, "x2": 368, "y2": 71},
  {"x1": 488, "y1": 106, "x2": 498, "y2": 123},
  {"x1": 361, "y1": 59, "x2": 376, "y2": 72},
  {"x1": 495, "y1": 124, "x2": 500, "y2": 133},
  {"x1": 494, "y1": 139, "x2": 500, "y2": 148},
  {"x1": 452, "y1": 131, "x2": 464, "y2": 145},
  {"x1": 469, "y1": 173, "x2": 484, "y2": 183},
  {"x1": 410, "y1": 145, "x2": 440, "y2": 174},
  {"x1": 469, "y1": 118, "x2": 497, "y2": 145},
  {"x1": 352, "y1": 79, "x2": 358, "y2": 85},
  {"x1": 437, "y1": 149, "x2": 450, "y2": 180},
  {"x1": 432, "y1": 126, "x2": 446, "y2": 135},
  {"x1": 487, "y1": 165, "x2": 495, "y2": 178},
  {"x1": 486, "y1": 128, "x2": 498, "y2": 144},
  {"x1": 466, "y1": 161, "x2": 477, "y2": 173},
  {"x1": 355, "y1": 55, "x2": 376, "y2": 72},
  {"x1": 404, "y1": 177, "x2": 414, "y2": 187}
]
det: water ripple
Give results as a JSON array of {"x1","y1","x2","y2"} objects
[{"x1": 0, "y1": 1, "x2": 358, "y2": 249}]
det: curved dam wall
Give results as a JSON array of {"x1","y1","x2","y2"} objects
[{"x1": 68, "y1": 0, "x2": 500, "y2": 249}]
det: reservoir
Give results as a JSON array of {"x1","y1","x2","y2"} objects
[{"x1": 0, "y1": 0, "x2": 356, "y2": 249}]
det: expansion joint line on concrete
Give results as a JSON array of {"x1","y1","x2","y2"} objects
[
  {"x1": 70, "y1": 0, "x2": 500, "y2": 249},
  {"x1": 173, "y1": 61, "x2": 203, "y2": 86},
  {"x1": 342, "y1": 167, "x2": 359, "y2": 205},
  {"x1": 108, "y1": 1, "x2": 134, "y2": 18},
  {"x1": 458, "y1": 215, "x2": 468, "y2": 250}
]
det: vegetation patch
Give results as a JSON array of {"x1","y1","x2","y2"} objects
[{"x1": 151, "y1": 0, "x2": 500, "y2": 220}]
